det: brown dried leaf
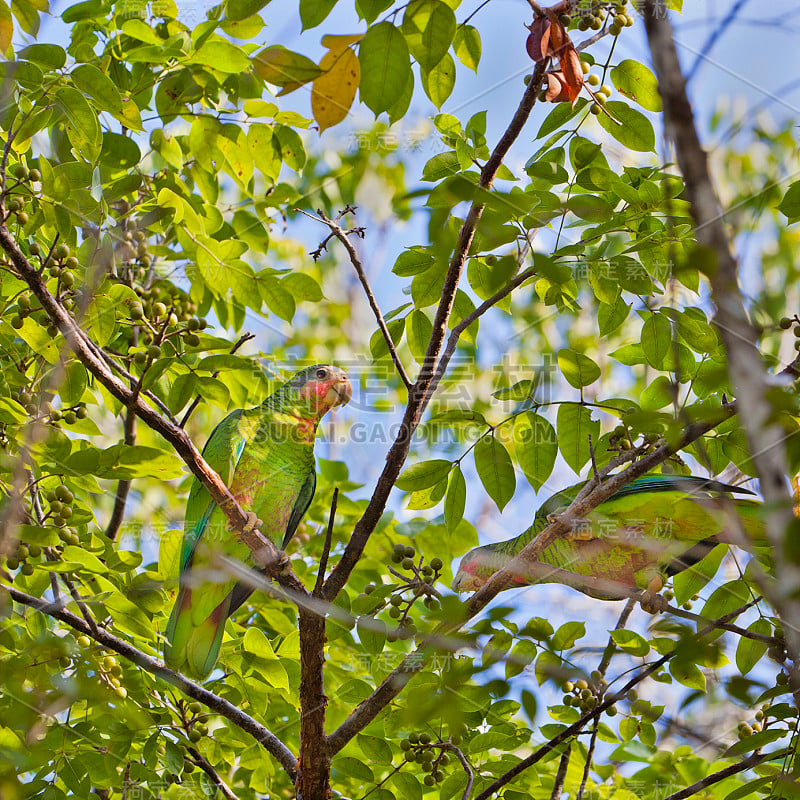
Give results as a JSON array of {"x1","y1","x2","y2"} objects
[
  {"x1": 545, "y1": 9, "x2": 568, "y2": 55},
  {"x1": 525, "y1": 17, "x2": 551, "y2": 63},
  {"x1": 545, "y1": 71, "x2": 571, "y2": 103},
  {"x1": 560, "y1": 45, "x2": 584, "y2": 106}
]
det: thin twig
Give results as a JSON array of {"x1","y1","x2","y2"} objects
[
  {"x1": 187, "y1": 746, "x2": 240, "y2": 800},
  {"x1": 661, "y1": 749, "x2": 790, "y2": 800},
  {"x1": 105, "y1": 404, "x2": 137, "y2": 541},
  {"x1": 298, "y1": 207, "x2": 412, "y2": 390},
  {"x1": 314, "y1": 488, "x2": 338, "y2": 596},
  {"x1": 549, "y1": 744, "x2": 571, "y2": 800},
  {"x1": 442, "y1": 742, "x2": 474, "y2": 800}
]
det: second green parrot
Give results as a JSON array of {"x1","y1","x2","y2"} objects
[
  {"x1": 452, "y1": 474, "x2": 764, "y2": 601},
  {"x1": 164, "y1": 364, "x2": 351, "y2": 679}
]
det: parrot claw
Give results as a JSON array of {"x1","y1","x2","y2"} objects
[
  {"x1": 639, "y1": 590, "x2": 668, "y2": 614},
  {"x1": 640, "y1": 576, "x2": 667, "y2": 614},
  {"x1": 242, "y1": 512, "x2": 263, "y2": 534}
]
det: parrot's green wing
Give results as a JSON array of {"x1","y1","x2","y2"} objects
[
  {"x1": 282, "y1": 471, "x2": 315, "y2": 550},
  {"x1": 164, "y1": 411, "x2": 247, "y2": 677}
]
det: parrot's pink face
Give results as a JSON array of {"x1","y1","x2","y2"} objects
[
  {"x1": 451, "y1": 548, "x2": 491, "y2": 593},
  {"x1": 297, "y1": 365, "x2": 352, "y2": 417}
]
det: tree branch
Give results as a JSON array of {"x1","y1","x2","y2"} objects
[
  {"x1": 300, "y1": 208, "x2": 412, "y2": 390},
  {"x1": 5, "y1": 585, "x2": 298, "y2": 780},
  {"x1": 105, "y1": 404, "x2": 136, "y2": 541},
  {"x1": 321, "y1": 59, "x2": 549, "y2": 603},
  {"x1": 661, "y1": 748, "x2": 790, "y2": 800},
  {"x1": 642, "y1": 0, "x2": 800, "y2": 700},
  {"x1": 186, "y1": 747, "x2": 241, "y2": 800},
  {"x1": 0, "y1": 223, "x2": 292, "y2": 579}
]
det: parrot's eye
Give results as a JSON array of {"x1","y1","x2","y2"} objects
[{"x1": 316, "y1": 367, "x2": 328, "y2": 379}]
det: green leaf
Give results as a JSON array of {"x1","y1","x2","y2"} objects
[
  {"x1": 243, "y1": 627, "x2": 278, "y2": 659},
  {"x1": 357, "y1": 616, "x2": 385, "y2": 654},
  {"x1": 193, "y1": 39, "x2": 251, "y2": 73},
  {"x1": 253, "y1": 46, "x2": 323, "y2": 91},
  {"x1": 389, "y1": 772, "x2": 422, "y2": 800},
  {"x1": 405, "y1": 309, "x2": 433, "y2": 362},
  {"x1": 778, "y1": 180, "x2": 800, "y2": 223},
  {"x1": 669, "y1": 660, "x2": 706, "y2": 692},
  {"x1": 357, "y1": 734, "x2": 393, "y2": 764},
  {"x1": 552, "y1": 621, "x2": 585, "y2": 650},
  {"x1": 71, "y1": 64, "x2": 122, "y2": 112},
  {"x1": 18, "y1": 43, "x2": 65, "y2": 68},
  {"x1": 474, "y1": 436, "x2": 515, "y2": 511},
  {"x1": 610, "y1": 629, "x2": 650, "y2": 657},
  {"x1": 557, "y1": 403, "x2": 599, "y2": 474},
  {"x1": 395, "y1": 459, "x2": 451, "y2": 491},
  {"x1": 672, "y1": 543, "x2": 726, "y2": 605},
  {"x1": 596, "y1": 101, "x2": 656, "y2": 153},
  {"x1": 392, "y1": 247, "x2": 435, "y2": 276},
  {"x1": 0, "y1": 396, "x2": 27, "y2": 423},
  {"x1": 558, "y1": 349, "x2": 600, "y2": 389},
  {"x1": 55, "y1": 86, "x2": 101, "y2": 159},
  {"x1": 700, "y1": 579, "x2": 752, "y2": 630},
  {"x1": 598, "y1": 296, "x2": 631, "y2": 336},
  {"x1": 61, "y1": 546, "x2": 107, "y2": 574},
  {"x1": 421, "y1": 151, "x2": 460, "y2": 182},
  {"x1": 402, "y1": 0, "x2": 456, "y2": 71},
  {"x1": 640, "y1": 375, "x2": 674, "y2": 410},
  {"x1": 299, "y1": 0, "x2": 336, "y2": 28},
  {"x1": 358, "y1": 22, "x2": 412, "y2": 115},
  {"x1": 444, "y1": 464, "x2": 466, "y2": 531},
  {"x1": 421, "y1": 51, "x2": 455, "y2": 109},
  {"x1": 513, "y1": 411, "x2": 557, "y2": 491},
  {"x1": 453, "y1": 23, "x2": 480, "y2": 71},
  {"x1": 735, "y1": 619, "x2": 771, "y2": 676},
  {"x1": 723, "y1": 728, "x2": 788, "y2": 757},
  {"x1": 226, "y1": 0, "x2": 271, "y2": 21},
  {"x1": 60, "y1": 361, "x2": 87, "y2": 406},
  {"x1": 610, "y1": 60, "x2": 662, "y2": 112},
  {"x1": 168, "y1": 373, "x2": 197, "y2": 414},
  {"x1": 641, "y1": 313, "x2": 672, "y2": 368}
]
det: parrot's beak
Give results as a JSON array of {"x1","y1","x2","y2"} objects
[
  {"x1": 326, "y1": 373, "x2": 352, "y2": 408},
  {"x1": 451, "y1": 568, "x2": 484, "y2": 593}
]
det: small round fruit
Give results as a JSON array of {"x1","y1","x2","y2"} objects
[
  {"x1": 587, "y1": 74, "x2": 600, "y2": 86},
  {"x1": 133, "y1": 351, "x2": 147, "y2": 365},
  {"x1": 364, "y1": 583, "x2": 376, "y2": 594},
  {"x1": 55, "y1": 485, "x2": 72, "y2": 502},
  {"x1": 130, "y1": 305, "x2": 144, "y2": 320},
  {"x1": 29, "y1": 241, "x2": 41, "y2": 255},
  {"x1": 389, "y1": 606, "x2": 401, "y2": 619},
  {"x1": 77, "y1": 635, "x2": 91, "y2": 647},
  {"x1": 430, "y1": 557, "x2": 443, "y2": 571},
  {"x1": 63, "y1": 411, "x2": 77, "y2": 425},
  {"x1": 188, "y1": 729, "x2": 202, "y2": 742},
  {"x1": 11, "y1": 315, "x2": 23, "y2": 329},
  {"x1": 29, "y1": 169, "x2": 41, "y2": 182},
  {"x1": 55, "y1": 244, "x2": 70, "y2": 260},
  {"x1": 28, "y1": 545, "x2": 42, "y2": 558},
  {"x1": 152, "y1": 302, "x2": 167, "y2": 317},
  {"x1": 13, "y1": 164, "x2": 27, "y2": 180},
  {"x1": 185, "y1": 333, "x2": 200, "y2": 347},
  {"x1": 419, "y1": 733, "x2": 431, "y2": 745},
  {"x1": 17, "y1": 295, "x2": 31, "y2": 311},
  {"x1": 61, "y1": 271, "x2": 75, "y2": 288},
  {"x1": 147, "y1": 345, "x2": 162, "y2": 359},
  {"x1": 424, "y1": 775, "x2": 435, "y2": 787},
  {"x1": 390, "y1": 594, "x2": 403, "y2": 607},
  {"x1": 76, "y1": 406, "x2": 88, "y2": 420},
  {"x1": 590, "y1": 104, "x2": 602, "y2": 115},
  {"x1": 401, "y1": 557, "x2": 414, "y2": 570}
]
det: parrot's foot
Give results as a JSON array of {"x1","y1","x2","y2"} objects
[
  {"x1": 639, "y1": 575, "x2": 667, "y2": 614},
  {"x1": 242, "y1": 512, "x2": 263, "y2": 534}
]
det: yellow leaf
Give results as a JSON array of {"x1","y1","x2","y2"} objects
[
  {"x1": 320, "y1": 33, "x2": 363, "y2": 53},
  {"x1": 311, "y1": 46, "x2": 360, "y2": 133},
  {"x1": 0, "y1": 1, "x2": 12, "y2": 54}
]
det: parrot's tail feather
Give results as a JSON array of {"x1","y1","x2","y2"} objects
[
  {"x1": 185, "y1": 599, "x2": 230, "y2": 680},
  {"x1": 164, "y1": 588, "x2": 230, "y2": 680}
]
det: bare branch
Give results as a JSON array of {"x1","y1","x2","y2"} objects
[
  {"x1": 642, "y1": 0, "x2": 800, "y2": 699},
  {"x1": 6, "y1": 585, "x2": 298, "y2": 779},
  {"x1": 314, "y1": 488, "x2": 338, "y2": 596},
  {"x1": 661, "y1": 749, "x2": 790, "y2": 800},
  {"x1": 322, "y1": 60, "x2": 549, "y2": 603},
  {"x1": 299, "y1": 207, "x2": 412, "y2": 390},
  {"x1": 105, "y1": 404, "x2": 136, "y2": 541},
  {"x1": 186, "y1": 747, "x2": 241, "y2": 800}
]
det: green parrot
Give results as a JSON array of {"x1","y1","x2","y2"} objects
[
  {"x1": 164, "y1": 364, "x2": 352, "y2": 679},
  {"x1": 452, "y1": 475, "x2": 764, "y2": 603}
]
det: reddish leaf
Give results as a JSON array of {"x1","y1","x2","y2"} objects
[
  {"x1": 560, "y1": 45, "x2": 584, "y2": 105},
  {"x1": 545, "y1": 10, "x2": 568, "y2": 56},
  {"x1": 545, "y1": 71, "x2": 570, "y2": 103},
  {"x1": 525, "y1": 17, "x2": 551, "y2": 63}
]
